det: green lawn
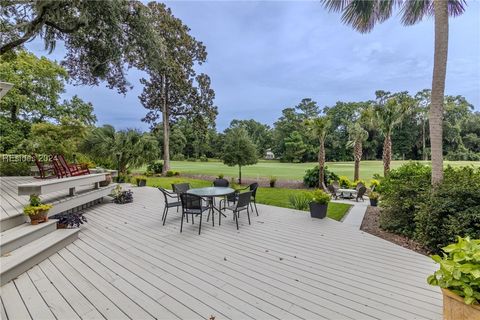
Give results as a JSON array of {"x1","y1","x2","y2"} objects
[
  {"x1": 135, "y1": 160, "x2": 479, "y2": 182},
  {"x1": 141, "y1": 176, "x2": 352, "y2": 221}
]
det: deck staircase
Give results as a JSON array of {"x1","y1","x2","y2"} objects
[{"x1": 0, "y1": 216, "x2": 79, "y2": 286}]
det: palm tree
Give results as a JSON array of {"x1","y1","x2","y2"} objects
[
  {"x1": 373, "y1": 91, "x2": 413, "y2": 176},
  {"x1": 320, "y1": 0, "x2": 467, "y2": 185},
  {"x1": 347, "y1": 123, "x2": 369, "y2": 181},
  {"x1": 80, "y1": 125, "x2": 159, "y2": 175},
  {"x1": 306, "y1": 116, "x2": 331, "y2": 189}
]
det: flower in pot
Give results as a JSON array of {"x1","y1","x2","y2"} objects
[
  {"x1": 269, "y1": 176, "x2": 277, "y2": 188},
  {"x1": 53, "y1": 211, "x2": 87, "y2": 229},
  {"x1": 23, "y1": 194, "x2": 53, "y2": 225},
  {"x1": 135, "y1": 176, "x2": 147, "y2": 187},
  {"x1": 368, "y1": 191, "x2": 380, "y2": 207},
  {"x1": 112, "y1": 185, "x2": 134, "y2": 204},
  {"x1": 427, "y1": 236, "x2": 480, "y2": 320},
  {"x1": 309, "y1": 189, "x2": 330, "y2": 219}
]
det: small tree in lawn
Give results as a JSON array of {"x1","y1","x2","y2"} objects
[{"x1": 222, "y1": 127, "x2": 257, "y2": 184}]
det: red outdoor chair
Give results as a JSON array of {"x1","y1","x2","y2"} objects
[
  {"x1": 55, "y1": 154, "x2": 90, "y2": 177},
  {"x1": 31, "y1": 154, "x2": 57, "y2": 179}
]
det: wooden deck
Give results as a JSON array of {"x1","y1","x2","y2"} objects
[{"x1": 0, "y1": 185, "x2": 442, "y2": 320}]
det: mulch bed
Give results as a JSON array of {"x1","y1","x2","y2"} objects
[
  {"x1": 360, "y1": 206, "x2": 430, "y2": 256},
  {"x1": 181, "y1": 173, "x2": 307, "y2": 189}
]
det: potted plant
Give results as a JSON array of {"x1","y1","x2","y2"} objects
[
  {"x1": 54, "y1": 211, "x2": 87, "y2": 229},
  {"x1": 368, "y1": 191, "x2": 380, "y2": 207},
  {"x1": 309, "y1": 189, "x2": 330, "y2": 219},
  {"x1": 23, "y1": 194, "x2": 52, "y2": 225},
  {"x1": 135, "y1": 176, "x2": 147, "y2": 187},
  {"x1": 427, "y1": 236, "x2": 480, "y2": 320},
  {"x1": 269, "y1": 176, "x2": 277, "y2": 188},
  {"x1": 112, "y1": 185, "x2": 134, "y2": 204}
]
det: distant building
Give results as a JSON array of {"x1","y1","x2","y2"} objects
[{"x1": 265, "y1": 149, "x2": 275, "y2": 160}]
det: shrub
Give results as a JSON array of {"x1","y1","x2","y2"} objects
[
  {"x1": 112, "y1": 185, "x2": 133, "y2": 204},
  {"x1": 218, "y1": 173, "x2": 224, "y2": 179},
  {"x1": 166, "y1": 170, "x2": 175, "y2": 177},
  {"x1": 172, "y1": 153, "x2": 185, "y2": 161},
  {"x1": 427, "y1": 236, "x2": 480, "y2": 305},
  {"x1": 415, "y1": 166, "x2": 480, "y2": 253},
  {"x1": 378, "y1": 162, "x2": 431, "y2": 238},
  {"x1": 369, "y1": 179, "x2": 380, "y2": 189},
  {"x1": 303, "y1": 166, "x2": 339, "y2": 188},
  {"x1": 338, "y1": 176, "x2": 352, "y2": 188},
  {"x1": 174, "y1": 171, "x2": 180, "y2": 176},
  {"x1": 0, "y1": 157, "x2": 32, "y2": 176},
  {"x1": 147, "y1": 160, "x2": 163, "y2": 174},
  {"x1": 311, "y1": 189, "x2": 331, "y2": 205},
  {"x1": 187, "y1": 157, "x2": 197, "y2": 162},
  {"x1": 352, "y1": 179, "x2": 366, "y2": 188},
  {"x1": 199, "y1": 155, "x2": 208, "y2": 162},
  {"x1": 368, "y1": 191, "x2": 380, "y2": 201},
  {"x1": 288, "y1": 192, "x2": 312, "y2": 211}
]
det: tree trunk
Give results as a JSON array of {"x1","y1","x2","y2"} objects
[
  {"x1": 318, "y1": 137, "x2": 325, "y2": 189},
  {"x1": 238, "y1": 165, "x2": 242, "y2": 185},
  {"x1": 353, "y1": 140, "x2": 362, "y2": 181},
  {"x1": 383, "y1": 134, "x2": 392, "y2": 177},
  {"x1": 430, "y1": 0, "x2": 448, "y2": 185},
  {"x1": 422, "y1": 116, "x2": 427, "y2": 161},
  {"x1": 162, "y1": 76, "x2": 170, "y2": 174},
  {"x1": 10, "y1": 104, "x2": 17, "y2": 122}
]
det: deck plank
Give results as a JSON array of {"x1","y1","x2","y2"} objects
[
  {"x1": 13, "y1": 272, "x2": 56, "y2": 320},
  {"x1": 0, "y1": 282, "x2": 31, "y2": 320}
]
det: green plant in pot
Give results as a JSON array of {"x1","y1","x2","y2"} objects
[
  {"x1": 309, "y1": 189, "x2": 330, "y2": 219},
  {"x1": 23, "y1": 194, "x2": 53, "y2": 225},
  {"x1": 427, "y1": 236, "x2": 480, "y2": 319},
  {"x1": 135, "y1": 176, "x2": 147, "y2": 187},
  {"x1": 269, "y1": 176, "x2": 277, "y2": 188},
  {"x1": 368, "y1": 191, "x2": 380, "y2": 207}
]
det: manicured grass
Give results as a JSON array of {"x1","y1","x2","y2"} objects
[
  {"x1": 135, "y1": 160, "x2": 479, "y2": 182},
  {"x1": 143, "y1": 176, "x2": 352, "y2": 221}
]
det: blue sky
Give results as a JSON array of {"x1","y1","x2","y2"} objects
[{"x1": 26, "y1": 0, "x2": 480, "y2": 131}]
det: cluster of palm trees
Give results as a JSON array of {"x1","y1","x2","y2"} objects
[
  {"x1": 318, "y1": 0, "x2": 467, "y2": 186},
  {"x1": 308, "y1": 91, "x2": 413, "y2": 187}
]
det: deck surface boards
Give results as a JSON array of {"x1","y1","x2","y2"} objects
[{"x1": 0, "y1": 180, "x2": 443, "y2": 320}]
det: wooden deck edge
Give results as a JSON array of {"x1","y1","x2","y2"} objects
[{"x1": 0, "y1": 214, "x2": 25, "y2": 232}]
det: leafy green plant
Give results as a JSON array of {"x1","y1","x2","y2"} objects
[
  {"x1": 166, "y1": 170, "x2": 175, "y2": 177},
  {"x1": 427, "y1": 237, "x2": 480, "y2": 305},
  {"x1": 111, "y1": 185, "x2": 133, "y2": 204},
  {"x1": 311, "y1": 189, "x2": 331, "y2": 205},
  {"x1": 218, "y1": 173, "x2": 224, "y2": 179},
  {"x1": 147, "y1": 160, "x2": 163, "y2": 174},
  {"x1": 303, "y1": 166, "x2": 339, "y2": 188},
  {"x1": 174, "y1": 171, "x2": 180, "y2": 176},
  {"x1": 288, "y1": 192, "x2": 312, "y2": 211},
  {"x1": 368, "y1": 191, "x2": 380, "y2": 201},
  {"x1": 352, "y1": 179, "x2": 366, "y2": 188},
  {"x1": 369, "y1": 179, "x2": 380, "y2": 189},
  {"x1": 23, "y1": 194, "x2": 53, "y2": 216},
  {"x1": 338, "y1": 176, "x2": 352, "y2": 188}
]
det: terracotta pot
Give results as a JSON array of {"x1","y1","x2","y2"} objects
[
  {"x1": 442, "y1": 289, "x2": 480, "y2": 320},
  {"x1": 99, "y1": 174, "x2": 112, "y2": 187},
  {"x1": 57, "y1": 223, "x2": 68, "y2": 229},
  {"x1": 29, "y1": 209, "x2": 49, "y2": 225}
]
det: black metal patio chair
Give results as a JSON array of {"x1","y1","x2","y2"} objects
[
  {"x1": 327, "y1": 184, "x2": 339, "y2": 200},
  {"x1": 223, "y1": 191, "x2": 252, "y2": 230},
  {"x1": 180, "y1": 193, "x2": 210, "y2": 235},
  {"x1": 157, "y1": 187, "x2": 182, "y2": 225},
  {"x1": 356, "y1": 186, "x2": 367, "y2": 202},
  {"x1": 239, "y1": 182, "x2": 259, "y2": 216}
]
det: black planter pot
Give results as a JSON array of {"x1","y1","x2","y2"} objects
[
  {"x1": 137, "y1": 180, "x2": 147, "y2": 187},
  {"x1": 309, "y1": 202, "x2": 328, "y2": 219},
  {"x1": 370, "y1": 199, "x2": 378, "y2": 207},
  {"x1": 269, "y1": 182, "x2": 275, "y2": 188}
]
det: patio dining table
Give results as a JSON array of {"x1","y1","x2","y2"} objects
[
  {"x1": 187, "y1": 187, "x2": 235, "y2": 226},
  {"x1": 338, "y1": 188, "x2": 357, "y2": 199}
]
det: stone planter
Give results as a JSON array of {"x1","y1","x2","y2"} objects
[
  {"x1": 309, "y1": 202, "x2": 328, "y2": 219},
  {"x1": 442, "y1": 289, "x2": 480, "y2": 320}
]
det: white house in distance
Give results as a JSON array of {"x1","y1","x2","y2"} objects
[{"x1": 265, "y1": 149, "x2": 275, "y2": 160}]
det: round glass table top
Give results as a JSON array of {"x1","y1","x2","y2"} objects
[{"x1": 187, "y1": 187, "x2": 235, "y2": 197}]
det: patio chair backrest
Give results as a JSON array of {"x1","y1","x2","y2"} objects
[
  {"x1": 249, "y1": 182, "x2": 259, "y2": 198},
  {"x1": 327, "y1": 184, "x2": 337, "y2": 195},
  {"x1": 180, "y1": 193, "x2": 202, "y2": 210},
  {"x1": 236, "y1": 191, "x2": 252, "y2": 209},
  {"x1": 213, "y1": 178, "x2": 229, "y2": 187},
  {"x1": 52, "y1": 156, "x2": 68, "y2": 178},
  {"x1": 332, "y1": 181, "x2": 340, "y2": 189},
  {"x1": 356, "y1": 182, "x2": 365, "y2": 191},
  {"x1": 158, "y1": 187, "x2": 175, "y2": 205},
  {"x1": 357, "y1": 186, "x2": 367, "y2": 198},
  {"x1": 172, "y1": 183, "x2": 190, "y2": 194}
]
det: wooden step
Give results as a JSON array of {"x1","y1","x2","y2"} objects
[
  {"x1": 0, "y1": 229, "x2": 79, "y2": 286},
  {"x1": 1, "y1": 220, "x2": 58, "y2": 256},
  {"x1": 0, "y1": 214, "x2": 25, "y2": 232}
]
